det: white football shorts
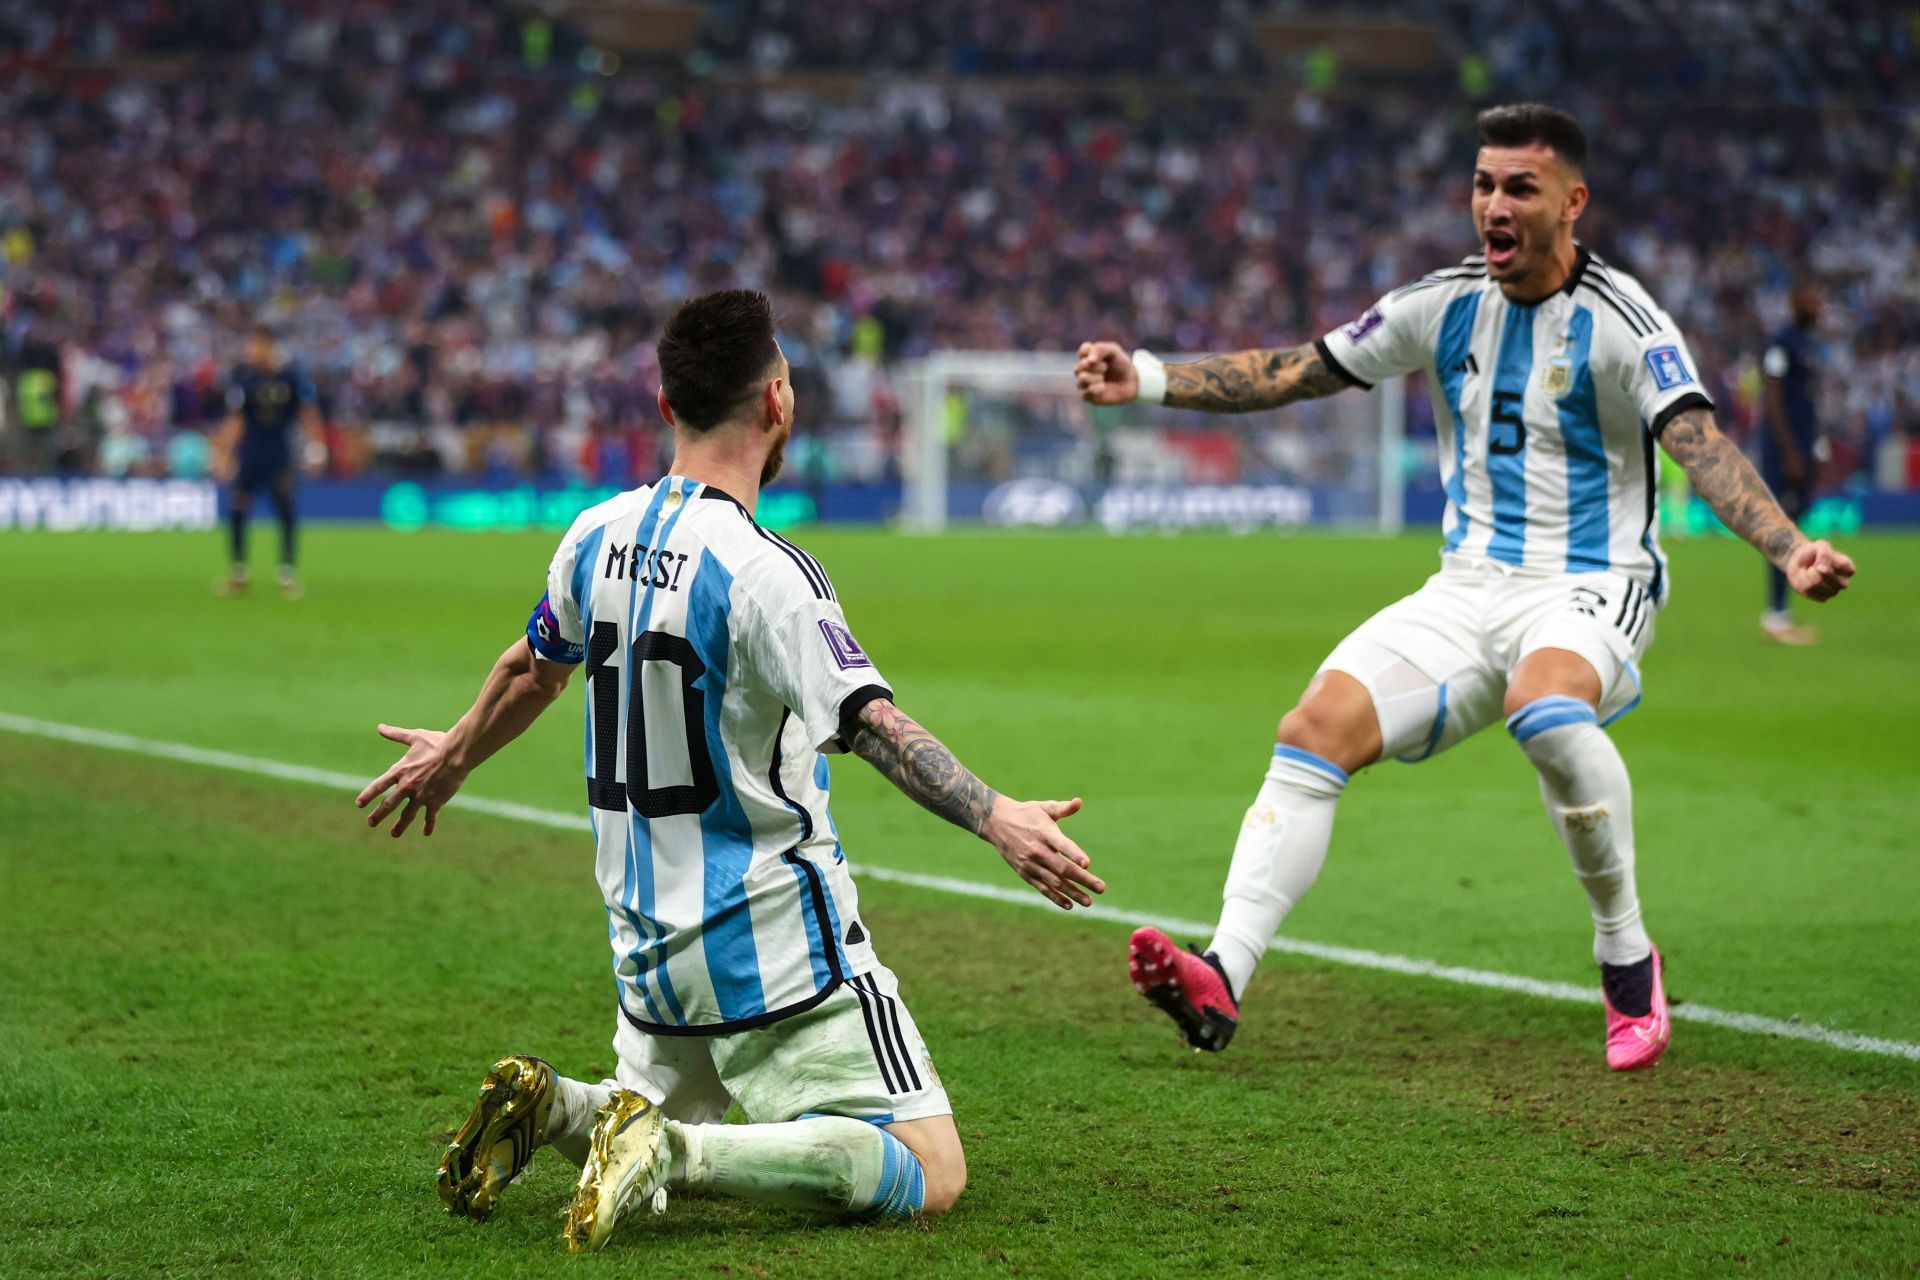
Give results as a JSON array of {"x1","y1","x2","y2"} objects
[
  {"x1": 1322, "y1": 552, "x2": 1657, "y2": 764},
  {"x1": 609, "y1": 962, "x2": 951, "y2": 1127}
]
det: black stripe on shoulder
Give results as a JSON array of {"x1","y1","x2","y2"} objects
[
  {"x1": 1576, "y1": 280, "x2": 1654, "y2": 339},
  {"x1": 1593, "y1": 275, "x2": 1657, "y2": 334},
  {"x1": 698, "y1": 483, "x2": 751, "y2": 514},
  {"x1": 1390, "y1": 266, "x2": 1486, "y2": 300},
  {"x1": 1589, "y1": 262, "x2": 1659, "y2": 333},
  {"x1": 1390, "y1": 272, "x2": 1486, "y2": 301},
  {"x1": 755, "y1": 526, "x2": 830, "y2": 599},
  {"x1": 764, "y1": 528, "x2": 835, "y2": 601}
]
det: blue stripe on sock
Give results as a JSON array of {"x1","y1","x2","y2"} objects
[
  {"x1": 1506, "y1": 695, "x2": 1598, "y2": 743},
  {"x1": 802, "y1": 1111, "x2": 898, "y2": 1127},
  {"x1": 1272, "y1": 744, "x2": 1349, "y2": 787},
  {"x1": 856, "y1": 1128, "x2": 925, "y2": 1222}
]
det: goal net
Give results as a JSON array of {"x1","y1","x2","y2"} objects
[{"x1": 897, "y1": 352, "x2": 1407, "y2": 534}]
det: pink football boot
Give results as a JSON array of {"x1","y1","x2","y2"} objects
[
  {"x1": 1603, "y1": 946, "x2": 1670, "y2": 1070},
  {"x1": 1129, "y1": 926, "x2": 1239, "y2": 1052}
]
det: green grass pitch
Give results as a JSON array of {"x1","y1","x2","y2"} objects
[{"x1": 1, "y1": 525, "x2": 1915, "y2": 1276}]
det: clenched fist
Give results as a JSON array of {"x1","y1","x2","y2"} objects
[{"x1": 1075, "y1": 341, "x2": 1137, "y2": 405}]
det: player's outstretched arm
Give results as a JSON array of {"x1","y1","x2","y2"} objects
[
  {"x1": 1076, "y1": 340, "x2": 1350, "y2": 413},
  {"x1": 1660, "y1": 406, "x2": 1856, "y2": 601},
  {"x1": 846, "y1": 698, "x2": 1105, "y2": 911},
  {"x1": 357, "y1": 637, "x2": 574, "y2": 837}
]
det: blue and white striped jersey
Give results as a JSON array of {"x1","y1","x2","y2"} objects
[
  {"x1": 1319, "y1": 246, "x2": 1712, "y2": 599},
  {"x1": 525, "y1": 476, "x2": 889, "y2": 1034}
]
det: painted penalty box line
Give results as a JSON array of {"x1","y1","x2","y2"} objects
[{"x1": 2, "y1": 710, "x2": 1916, "y2": 1065}]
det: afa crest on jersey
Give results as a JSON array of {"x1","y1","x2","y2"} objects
[{"x1": 1543, "y1": 356, "x2": 1574, "y2": 398}]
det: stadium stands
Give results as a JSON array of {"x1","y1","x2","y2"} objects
[{"x1": 0, "y1": 0, "x2": 1913, "y2": 487}]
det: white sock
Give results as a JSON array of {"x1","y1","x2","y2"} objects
[
  {"x1": 669, "y1": 1116, "x2": 925, "y2": 1219},
  {"x1": 547, "y1": 1074, "x2": 615, "y2": 1166},
  {"x1": 1207, "y1": 746, "x2": 1349, "y2": 997},
  {"x1": 1507, "y1": 696, "x2": 1652, "y2": 967}
]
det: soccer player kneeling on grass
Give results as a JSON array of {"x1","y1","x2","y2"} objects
[
  {"x1": 1075, "y1": 104, "x2": 1856, "y2": 1071},
  {"x1": 357, "y1": 291, "x2": 1103, "y2": 1249}
]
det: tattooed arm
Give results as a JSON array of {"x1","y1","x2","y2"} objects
[
  {"x1": 1659, "y1": 405, "x2": 1855, "y2": 601},
  {"x1": 1164, "y1": 343, "x2": 1353, "y2": 413},
  {"x1": 1075, "y1": 340, "x2": 1351, "y2": 413},
  {"x1": 846, "y1": 697, "x2": 997, "y2": 833},
  {"x1": 846, "y1": 697, "x2": 1105, "y2": 910}
]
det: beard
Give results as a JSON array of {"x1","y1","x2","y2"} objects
[{"x1": 759, "y1": 431, "x2": 787, "y2": 486}]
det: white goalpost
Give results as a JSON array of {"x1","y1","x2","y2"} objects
[{"x1": 896, "y1": 351, "x2": 1407, "y2": 535}]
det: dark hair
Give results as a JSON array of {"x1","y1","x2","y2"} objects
[
  {"x1": 1476, "y1": 103, "x2": 1587, "y2": 172},
  {"x1": 657, "y1": 290, "x2": 781, "y2": 431}
]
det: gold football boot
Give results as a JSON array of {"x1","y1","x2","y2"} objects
[
  {"x1": 561, "y1": 1090, "x2": 670, "y2": 1252},
  {"x1": 436, "y1": 1055, "x2": 556, "y2": 1220}
]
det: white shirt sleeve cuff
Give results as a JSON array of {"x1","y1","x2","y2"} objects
[{"x1": 1131, "y1": 349, "x2": 1167, "y2": 405}]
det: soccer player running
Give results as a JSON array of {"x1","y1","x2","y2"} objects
[
  {"x1": 1758, "y1": 281, "x2": 1826, "y2": 644},
  {"x1": 213, "y1": 326, "x2": 324, "y2": 598},
  {"x1": 357, "y1": 291, "x2": 1101, "y2": 1249},
  {"x1": 1075, "y1": 104, "x2": 1855, "y2": 1070}
]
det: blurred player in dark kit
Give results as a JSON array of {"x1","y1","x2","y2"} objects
[{"x1": 214, "y1": 326, "x2": 323, "y2": 598}]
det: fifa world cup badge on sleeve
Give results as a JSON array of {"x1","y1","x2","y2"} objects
[
  {"x1": 819, "y1": 619, "x2": 872, "y2": 670},
  {"x1": 1342, "y1": 305, "x2": 1385, "y2": 344},
  {"x1": 1645, "y1": 345, "x2": 1694, "y2": 391}
]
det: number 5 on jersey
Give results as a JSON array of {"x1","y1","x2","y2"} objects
[{"x1": 1489, "y1": 389, "x2": 1527, "y2": 455}]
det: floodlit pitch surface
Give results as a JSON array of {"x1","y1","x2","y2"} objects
[{"x1": 2, "y1": 527, "x2": 1915, "y2": 1276}]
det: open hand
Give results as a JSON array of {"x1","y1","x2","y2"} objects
[
  {"x1": 356, "y1": 724, "x2": 466, "y2": 838},
  {"x1": 1074, "y1": 341, "x2": 1138, "y2": 405},
  {"x1": 1786, "y1": 539, "x2": 1855, "y2": 602},
  {"x1": 981, "y1": 795, "x2": 1105, "y2": 910}
]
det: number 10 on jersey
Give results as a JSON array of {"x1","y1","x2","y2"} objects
[{"x1": 584, "y1": 620, "x2": 720, "y2": 818}]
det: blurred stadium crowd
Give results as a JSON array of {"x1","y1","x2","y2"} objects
[{"x1": 1, "y1": 0, "x2": 1916, "y2": 490}]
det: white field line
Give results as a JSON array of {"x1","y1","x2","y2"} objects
[{"x1": 4, "y1": 710, "x2": 1917, "y2": 1065}]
